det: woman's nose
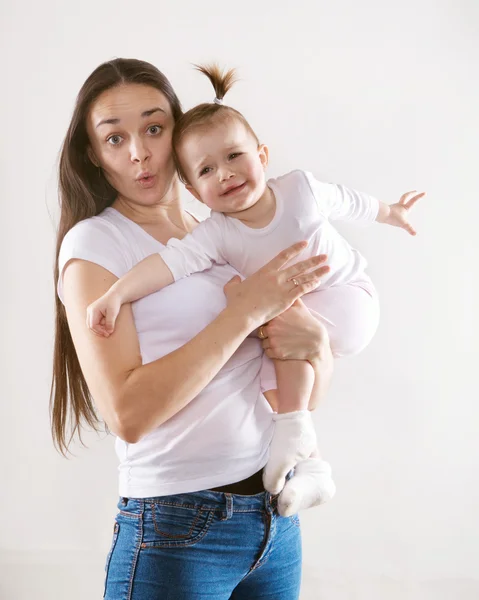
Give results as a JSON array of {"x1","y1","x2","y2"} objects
[{"x1": 130, "y1": 138, "x2": 150, "y2": 163}]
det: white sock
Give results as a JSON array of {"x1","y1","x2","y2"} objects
[
  {"x1": 262, "y1": 410, "x2": 317, "y2": 495},
  {"x1": 277, "y1": 458, "x2": 336, "y2": 517}
]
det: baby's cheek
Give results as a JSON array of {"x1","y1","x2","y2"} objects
[{"x1": 251, "y1": 161, "x2": 266, "y2": 182}]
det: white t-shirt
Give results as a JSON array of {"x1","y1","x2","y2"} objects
[
  {"x1": 161, "y1": 170, "x2": 379, "y2": 286},
  {"x1": 58, "y1": 207, "x2": 274, "y2": 498}
]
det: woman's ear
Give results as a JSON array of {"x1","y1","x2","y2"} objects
[
  {"x1": 87, "y1": 146, "x2": 100, "y2": 167},
  {"x1": 185, "y1": 184, "x2": 203, "y2": 203},
  {"x1": 258, "y1": 144, "x2": 269, "y2": 169}
]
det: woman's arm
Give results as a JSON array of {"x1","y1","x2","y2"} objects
[{"x1": 63, "y1": 244, "x2": 328, "y2": 443}]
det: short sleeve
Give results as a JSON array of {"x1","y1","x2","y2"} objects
[
  {"x1": 304, "y1": 171, "x2": 379, "y2": 225},
  {"x1": 57, "y1": 217, "x2": 133, "y2": 304}
]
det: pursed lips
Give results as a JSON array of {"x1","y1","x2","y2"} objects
[{"x1": 136, "y1": 171, "x2": 153, "y2": 180}]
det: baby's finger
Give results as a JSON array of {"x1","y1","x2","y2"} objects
[
  {"x1": 91, "y1": 323, "x2": 103, "y2": 335},
  {"x1": 399, "y1": 190, "x2": 417, "y2": 203},
  {"x1": 405, "y1": 191, "x2": 426, "y2": 209},
  {"x1": 404, "y1": 224, "x2": 417, "y2": 236}
]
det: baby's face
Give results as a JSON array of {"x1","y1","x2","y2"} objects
[{"x1": 178, "y1": 119, "x2": 268, "y2": 214}]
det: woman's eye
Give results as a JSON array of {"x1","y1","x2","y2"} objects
[
  {"x1": 107, "y1": 135, "x2": 123, "y2": 146},
  {"x1": 148, "y1": 125, "x2": 162, "y2": 135}
]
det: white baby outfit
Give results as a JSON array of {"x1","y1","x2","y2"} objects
[{"x1": 161, "y1": 169, "x2": 381, "y2": 392}]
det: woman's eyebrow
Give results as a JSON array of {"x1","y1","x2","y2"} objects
[
  {"x1": 141, "y1": 107, "x2": 166, "y2": 118},
  {"x1": 96, "y1": 107, "x2": 166, "y2": 128}
]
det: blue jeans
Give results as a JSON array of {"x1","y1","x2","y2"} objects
[{"x1": 104, "y1": 489, "x2": 302, "y2": 599}]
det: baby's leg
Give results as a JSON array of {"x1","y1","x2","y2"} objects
[
  {"x1": 264, "y1": 279, "x2": 379, "y2": 510},
  {"x1": 262, "y1": 360, "x2": 317, "y2": 494},
  {"x1": 264, "y1": 359, "x2": 315, "y2": 413},
  {"x1": 301, "y1": 278, "x2": 380, "y2": 358}
]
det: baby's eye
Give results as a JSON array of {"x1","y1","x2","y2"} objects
[
  {"x1": 199, "y1": 167, "x2": 212, "y2": 176},
  {"x1": 147, "y1": 125, "x2": 162, "y2": 135},
  {"x1": 229, "y1": 153, "x2": 241, "y2": 160},
  {"x1": 107, "y1": 135, "x2": 123, "y2": 146}
]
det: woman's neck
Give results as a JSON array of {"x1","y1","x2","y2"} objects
[{"x1": 112, "y1": 179, "x2": 197, "y2": 242}]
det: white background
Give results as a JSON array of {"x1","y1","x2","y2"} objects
[{"x1": 1, "y1": 1, "x2": 478, "y2": 598}]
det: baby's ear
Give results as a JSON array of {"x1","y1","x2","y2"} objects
[
  {"x1": 185, "y1": 184, "x2": 202, "y2": 203},
  {"x1": 258, "y1": 144, "x2": 269, "y2": 169}
]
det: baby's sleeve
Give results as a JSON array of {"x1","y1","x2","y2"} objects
[
  {"x1": 304, "y1": 171, "x2": 379, "y2": 225},
  {"x1": 160, "y1": 216, "x2": 227, "y2": 281},
  {"x1": 57, "y1": 218, "x2": 132, "y2": 304}
]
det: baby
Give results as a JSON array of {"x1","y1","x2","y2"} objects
[{"x1": 87, "y1": 64, "x2": 424, "y2": 516}]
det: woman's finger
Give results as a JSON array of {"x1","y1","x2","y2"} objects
[
  {"x1": 224, "y1": 275, "x2": 242, "y2": 289},
  {"x1": 281, "y1": 254, "x2": 329, "y2": 281},
  {"x1": 297, "y1": 263, "x2": 330, "y2": 290},
  {"x1": 287, "y1": 273, "x2": 324, "y2": 301},
  {"x1": 266, "y1": 241, "x2": 309, "y2": 271},
  {"x1": 289, "y1": 265, "x2": 329, "y2": 286}
]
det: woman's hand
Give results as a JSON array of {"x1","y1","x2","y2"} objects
[
  {"x1": 258, "y1": 299, "x2": 327, "y2": 362},
  {"x1": 223, "y1": 242, "x2": 330, "y2": 329},
  {"x1": 259, "y1": 299, "x2": 334, "y2": 409}
]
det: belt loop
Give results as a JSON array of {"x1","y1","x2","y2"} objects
[{"x1": 224, "y1": 493, "x2": 233, "y2": 521}]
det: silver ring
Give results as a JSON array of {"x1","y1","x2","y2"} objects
[{"x1": 292, "y1": 278, "x2": 299, "y2": 286}]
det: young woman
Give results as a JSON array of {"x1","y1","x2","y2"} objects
[{"x1": 51, "y1": 58, "x2": 333, "y2": 599}]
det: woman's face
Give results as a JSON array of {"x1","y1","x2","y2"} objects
[{"x1": 86, "y1": 83, "x2": 177, "y2": 206}]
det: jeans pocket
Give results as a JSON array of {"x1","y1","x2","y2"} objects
[
  {"x1": 103, "y1": 521, "x2": 120, "y2": 597},
  {"x1": 143, "y1": 502, "x2": 215, "y2": 549}
]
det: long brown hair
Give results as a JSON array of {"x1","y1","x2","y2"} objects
[
  {"x1": 172, "y1": 64, "x2": 259, "y2": 183},
  {"x1": 51, "y1": 58, "x2": 182, "y2": 454}
]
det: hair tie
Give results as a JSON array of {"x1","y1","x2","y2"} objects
[{"x1": 214, "y1": 97, "x2": 223, "y2": 105}]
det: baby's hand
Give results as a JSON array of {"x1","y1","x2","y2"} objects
[
  {"x1": 86, "y1": 292, "x2": 122, "y2": 337},
  {"x1": 385, "y1": 190, "x2": 426, "y2": 236}
]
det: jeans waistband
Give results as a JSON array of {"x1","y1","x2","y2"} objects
[{"x1": 119, "y1": 488, "x2": 278, "y2": 516}]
